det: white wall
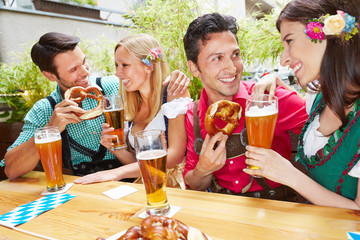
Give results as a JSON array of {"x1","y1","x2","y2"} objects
[{"x1": 0, "y1": 9, "x2": 129, "y2": 64}]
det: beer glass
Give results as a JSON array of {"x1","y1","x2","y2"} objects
[
  {"x1": 34, "y1": 126, "x2": 66, "y2": 192},
  {"x1": 134, "y1": 129, "x2": 170, "y2": 216},
  {"x1": 103, "y1": 94, "x2": 126, "y2": 150},
  {"x1": 245, "y1": 94, "x2": 278, "y2": 170}
]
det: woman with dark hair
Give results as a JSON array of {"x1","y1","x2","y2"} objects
[{"x1": 244, "y1": 0, "x2": 360, "y2": 209}]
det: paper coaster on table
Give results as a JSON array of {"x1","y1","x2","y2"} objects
[
  {"x1": 347, "y1": 232, "x2": 360, "y2": 240},
  {"x1": 138, "y1": 205, "x2": 181, "y2": 219},
  {"x1": 103, "y1": 185, "x2": 138, "y2": 200},
  {"x1": 41, "y1": 183, "x2": 74, "y2": 195},
  {"x1": 0, "y1": 193, "x2": 76, "y2": 227}
]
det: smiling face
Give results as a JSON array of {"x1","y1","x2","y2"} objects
[
  {"x1": 280, "y1": 20, "x2": 327, "y2": 87},
  {"x1": 115, "y1": 45, "x2": 151, "y2": 93},
  {"x1": 188, "y1": 31, "x2": 243, "y2": 104},
  {"x1": 45, "y1": 46, "x2": 90, "y2": 93}
]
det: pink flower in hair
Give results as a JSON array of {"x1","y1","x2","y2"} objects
[
  {"x1": 304, "y1": 21, "x2": 325, "y2": 43},
  {"x1": 336, "y1": 10, "x2": 345, "y2": 18}
]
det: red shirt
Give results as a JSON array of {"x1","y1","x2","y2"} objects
[{"x1": 184, "y1": 81, "x2": 308, "y2": 193}]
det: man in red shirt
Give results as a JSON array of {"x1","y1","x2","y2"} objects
[{"x1": 182, "y1": 13, "x2": 308, "y2": 201}]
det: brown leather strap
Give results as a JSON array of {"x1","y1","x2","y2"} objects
[
  {"x1": 194, "y1": 100, "x2": 251, "y2": 193},
  {"x1": 193, "y1": 100, "x2": 203, "y2": 155}
]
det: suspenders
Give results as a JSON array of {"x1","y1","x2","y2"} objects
[{"x1": 46, "y1": 78, "x2": 113, "y2": 175}]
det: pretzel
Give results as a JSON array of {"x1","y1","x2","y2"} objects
[
  {"x1": 204, "y1": 100, "x2": 242, "y2": 136},
  {"x1": 118, "y1": 226, "x2": 142, "y2": 240},
  {"x1": 64, "y1": 86, "x2": 103, "y2": 120},
  {"x1": 118, "y1": 216, "x2": 208, "y2": 240}
]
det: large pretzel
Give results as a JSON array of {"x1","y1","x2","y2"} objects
[
  {"x1": 204, "y1": 100, "x2": 242, "y2": 136},
  {"x1": 117, "y1": 216, "x2": 208, "y2": 240},
  {"x1": 64, "y1": 86, "x2": 103, "y2": 120}
]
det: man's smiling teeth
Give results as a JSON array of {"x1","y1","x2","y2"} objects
[
  {"x1": 219, "y1": 76, "x2": 235, "y2": 82},
  {"x1": 293, "y1": 64, "x2": 301, "y2": 72},
  {"x1": 122, "y1": 79, "x2": 130, "y2": 84}
]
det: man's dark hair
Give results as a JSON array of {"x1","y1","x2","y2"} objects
[
  {"x1": 183, "y1": 12, "x2": 239, "y2": 65},
  {"x1": 31, "y1": 32, "x2": 80, "y2": 78}
]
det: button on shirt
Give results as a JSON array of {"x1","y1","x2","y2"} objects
[
  {"x1": 0, "y1": 76, "x2": 119, "y2": 167},
  {"x1": 184, "y1": 81, "x2": 308, "y2": 193}
]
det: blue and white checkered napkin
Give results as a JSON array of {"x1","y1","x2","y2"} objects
[
  {"x1": 348, "y1": 232, "x2": 360, "y2": 240},
  {"x1": 0, "y1": 193, "x2": 75, "y2": 227}
]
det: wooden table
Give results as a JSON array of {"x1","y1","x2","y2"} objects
[{"x1": 0, "y1": 171, "x2": 359, "y2": 240}]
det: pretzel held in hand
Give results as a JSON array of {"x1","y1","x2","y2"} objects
[
  {"x1": 204, "y1": 100, "x2": 242, "y2": 136},
  {"x1": 64, "y1": 86, "x2": 103, "y2": 120}
]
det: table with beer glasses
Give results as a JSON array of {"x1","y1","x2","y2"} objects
[{"x1": 0, "y1": 171, "x2": 359, "y2": 240}]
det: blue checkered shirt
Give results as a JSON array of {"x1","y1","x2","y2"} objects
[{"x1": 0, "y1": 76, "x2": 119, "y2": 167}]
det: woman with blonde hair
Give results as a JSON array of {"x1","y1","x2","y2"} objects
[{"x1": 75, "y1": 33, "x2": 190, "y2": 187}]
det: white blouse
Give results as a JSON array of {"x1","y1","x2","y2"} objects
[
  {"x1": 303, "y1": 92, "x2": 359, "y2": 178},
  {"x1": 127, "y1": 97, "x2": 192, "y2": 148}
]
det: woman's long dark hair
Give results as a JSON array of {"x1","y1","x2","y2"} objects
[{"x1": 276, "y1": 0, "x2": 360, "y2": 128}]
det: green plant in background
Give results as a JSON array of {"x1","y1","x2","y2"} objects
[
  {"x1": 62, "y1": 0, "x2": 97, "y2": 6},
  {"x1": 238, "y1": 7, "x2": 283, "y2": 70},
  {"x1": 79, "y1": 35, "x2": 117, "y2": 76},
  {"x1": 0, "y1": 50, "x2": 56, "y2": 123}
]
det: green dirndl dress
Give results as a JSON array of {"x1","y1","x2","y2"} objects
[{"x1": 296, "y1": 93, "x2": 360, "y2": 200}]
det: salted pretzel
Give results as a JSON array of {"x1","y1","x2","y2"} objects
[
  {"x1": 204, "y1": 100, "x2": 242, "y2": 136},
  {"x1": 64, "y1": 86, "x2": 103, "y2": 120},
  {"x1": 118, "y1": 216, "x2": 208, "y2": 240}
]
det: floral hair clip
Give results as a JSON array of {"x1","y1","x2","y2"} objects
[
  {"x1": 304, "y1": 10, "x2": 359, "y2": 43},
  {"x1": 142, "y1": 48, "x2": 162, "y2": 66}
]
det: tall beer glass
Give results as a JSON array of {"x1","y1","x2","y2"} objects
[
  {"x1": 103, "y1": 94, "x2": 126, "y2": 150},
  {"x1": 34, "y1": 126, "x2": 65, "y2": 192},
  {"x1": 135, "y1": 129, "x2": 170, "y2": 216},
  {"x1": 245, "y1": 94, "x2": 278, "y2": 170}
]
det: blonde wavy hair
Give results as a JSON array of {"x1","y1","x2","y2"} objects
[{"x1": 115, "y1": 33, "x2": 169, "y2": 123}]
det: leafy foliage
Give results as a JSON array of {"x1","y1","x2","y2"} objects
[
  {"x1": 79, "y1": 35, "x2": 117, "y2": 76},
  {"x1": 0, "y1": 51, "x2": 56, "y2": 123},
  {"x1": 238, "y1": 8, "x2": 283, "y2": 70},
  {"x1": 62, "y1": 0, "x2": 97, "y2": 6}
]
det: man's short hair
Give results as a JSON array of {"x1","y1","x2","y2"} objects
[
  {"x1": 183, "y1": 12, "x2": 239, "y2": 65},
  {"x1": 31, "y1": 32, "x2": 80, "y2": 76}
]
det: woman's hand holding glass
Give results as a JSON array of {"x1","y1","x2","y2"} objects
[
  {"x1": 100, "y1": 123, "x2": 125, "y2": 151},
  {"x1": 244, "y1": 145, "x2": 296, "y2": 186}
]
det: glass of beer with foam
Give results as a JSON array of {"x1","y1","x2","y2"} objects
[
  {"x1": 135, "y1": 129, "x2": 170, "y2": 216},
  {"x1": 103, "y1": 94, "x2": 126, "y2": 150},
  {"x1": 245, "y1": 94, "x2": 278, "y2": 172},
  {"x1": 34, "y1": 126, "x2": 66, "y2": 192}
]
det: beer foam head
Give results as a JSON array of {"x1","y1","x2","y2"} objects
[
  {"x1": 137, "y1": 149, "x2": 167, "y2": 160},
  {"x1": 35, "y1": 135, "x2": 61, "y2": 144},
  {"x1": 245, "y1": 105, "x2": 278, "y2": 117},
  {"x1": 103, "y1": 107, "x2": 124, "y2": 112}
]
